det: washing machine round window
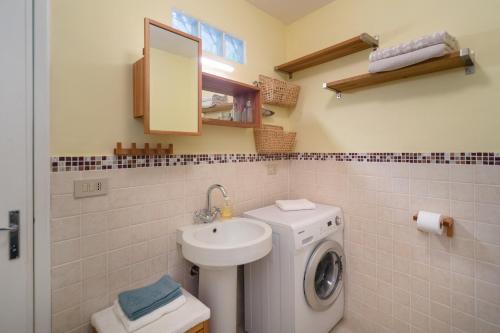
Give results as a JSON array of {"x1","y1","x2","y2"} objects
[{"x1": 304, "y1": 240, "x2": 345, "y2": 311}]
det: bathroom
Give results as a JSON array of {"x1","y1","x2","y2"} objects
[{"x1": 1, "y1": 0, "x2": 500, "y2": 332}]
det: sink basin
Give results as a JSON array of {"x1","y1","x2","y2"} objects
[
  {"x1": 177, "y1": 217, "x2": 272, "y2": 333},
  {"x1": 176, "y1": 217, "x2": 272, "y2": 267}
]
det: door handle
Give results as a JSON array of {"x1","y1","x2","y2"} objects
[
  {"x1": 1, "y1": 211, "x2": 20, "y2": 260},
  {"x1": 0, "y1": 226, "x2": 18, "y2": 232}
]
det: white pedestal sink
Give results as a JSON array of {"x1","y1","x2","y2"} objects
[{"x1": 177, "y1": 217, "x2": 272, "y2": 333}]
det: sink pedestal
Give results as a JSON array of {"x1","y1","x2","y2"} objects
[
  {"x1": 198, "y1": 266, "x2": 237, "y2": 333},
  {"x1": 177, "y1": 218, "x2": 273, "y2": 333}
]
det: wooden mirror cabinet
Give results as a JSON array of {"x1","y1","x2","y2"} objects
[{"x1": 133, "y1": 18, "x2": 261, "y2": 133}]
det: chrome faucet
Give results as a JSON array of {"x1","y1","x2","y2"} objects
[{"x1": 194, "y1": 184, "x2": 229, "y2": 223}]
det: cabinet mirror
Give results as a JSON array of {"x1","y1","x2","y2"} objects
[{"x1": 133, "y1": 18, "x2": 201, "y2": 135}]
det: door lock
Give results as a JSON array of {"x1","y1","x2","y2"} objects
[{"x1": 0, "y1": 211, "x2": 20, "y2": 260}]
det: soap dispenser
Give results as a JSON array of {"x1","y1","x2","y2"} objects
[{"x1": 220, "y1": 197, "x2": 234, "y2": 220}]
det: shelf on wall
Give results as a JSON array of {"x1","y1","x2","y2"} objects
[
  {"x1": 202, "y1": 102, "x2": 233, "y2": 113},
  {"x1": 323, "y1": 49, "x2": 475, "y2": 94},
  {"x1": 202, "y1": 72, "x2": 261, "y2": 128},
  {"x1": 201, "y1": 118, "x2": 257, "y2": 128},
  {"x1": 202, "y1": 72, "x2": 260, "y2": 96},
  {"x1": 275, "y1": 33, "x2": 379, "y2": 78}
]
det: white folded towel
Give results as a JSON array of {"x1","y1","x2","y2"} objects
[
  {"x1": 112, "y1": 295, "x2": 187, "y2": 332},
  {"x1": 369, "y1": 31, "x2": 458, "y2": 62},
  {"x1": 202, "y1": 100, "x2": 215, "y2": 108},
  {"x1": 368, "y1": 43, "x2": 452, "y2": 73},
  {"x1": 276, "y1": 199, "x2": 316, "y2": 211}
]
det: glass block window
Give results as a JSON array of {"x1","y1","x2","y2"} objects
[
  {"x1": 172, "y1": 10, "x2": 199, "y2": 37},
  {"x1": 171, "y1": 9, "x2": 245, "y2": 64},
  {"x1": 201, "y1": 23, "x2": 223, "y2": 57},
  {"x1": 224, "y1": 34, "x2": 245, "y2": 64}
]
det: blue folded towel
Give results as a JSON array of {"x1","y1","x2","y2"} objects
[{"x1": 118, "y1": 275, "x2": 182, "y2": 321}]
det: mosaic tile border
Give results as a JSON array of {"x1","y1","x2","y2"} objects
[
  {"x1": 51, "y1": 152, "x2": 500, "y2": 172},
  {"x1": 290, "y1": 152, "x2": 500, "y2": 165},
  {"x1": 50, "y1": 153, "x2": 290, "y2": 172}
]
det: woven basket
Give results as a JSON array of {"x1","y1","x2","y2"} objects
[
  {"x1": 258, "y1": 75, "x2": 300, "y2": 107},
  {"x1": 254, "y1": 125, "x2": 296, "y2": 154}
]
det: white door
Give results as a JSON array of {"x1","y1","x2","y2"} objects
[{"x1": 0, "y1": 0, "x2": 34, "y2": 332}]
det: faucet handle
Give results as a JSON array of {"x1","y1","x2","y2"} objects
[{"x1": 194, "y1": 208, "x2": 219, "y2": 224}]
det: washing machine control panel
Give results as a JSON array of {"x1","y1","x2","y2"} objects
[{"x1": 294, "y1": 214, "x2": 343, "y2": 250}]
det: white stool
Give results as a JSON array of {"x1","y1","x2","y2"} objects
[{"x1": 91, "y1": 289, "x2": 210, "y2": 333}]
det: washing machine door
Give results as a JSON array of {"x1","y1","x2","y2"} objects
[{"x1": 304, "y1": 239, "x2": 345, "y2": 311}]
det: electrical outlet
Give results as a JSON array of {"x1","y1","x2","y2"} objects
[
  {"x1": 267, "y1": 164, "x2": 277, "y2": 175},
  {"x1": 74, "y1": 178, "x2": 108, "y2": 198}
]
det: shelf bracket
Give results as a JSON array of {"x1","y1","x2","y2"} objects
[
  {"x1": 366, "y1": 34, "x2": 380, "y2": 51},
  {"x1": 460, "y1": 48, "x2": 475, "y2": 75},
  {"x1": 323, "y1": 82, "x2": 342, "y2": 98},
  {"x1": 465, "y1": 65, "x2": 475, "y2": 75}
]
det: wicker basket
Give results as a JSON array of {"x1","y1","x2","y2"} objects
[
  {"x1": 254, "y1": 125, "x2": 296, "y2": 154},
  {"x1": 258, "y1": 75, "x2": 300, "y2": 107}
]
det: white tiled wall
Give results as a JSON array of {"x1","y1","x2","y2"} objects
[
  {"x1": 290, "y1": 161, "x2": 500, "y2": 333},
  {"x1": 51, "y1": 159, "x2": 500, "y2": 333},
  {"x1": 50, "y1": 161, "x2": 289, "y2": 333}
]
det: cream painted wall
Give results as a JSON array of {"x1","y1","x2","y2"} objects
[
  {"x1": 149, "y1": 48, "x2": 198, "y2": 133},
  {"x1": 285, "y1": 0, "x2": 500, "y2": 152},
  {"x1": 52, "y1": 0, "x2": 500, "y2": 155},
  {"x1": 51, "y1": 0, "x2": 288, "y2": 155}
]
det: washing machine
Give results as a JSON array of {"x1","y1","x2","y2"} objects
[{"x1": 243, "y1": 203, "x2": 345, "y2": 333}]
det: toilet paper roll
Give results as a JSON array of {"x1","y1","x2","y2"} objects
[{"x1": 416, "y1": 211, "x2": 443, "y2": 235}]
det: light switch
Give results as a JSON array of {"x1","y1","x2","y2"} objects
[{"x1": 74, "y1": 178, "x2": 108, "y2": 198}]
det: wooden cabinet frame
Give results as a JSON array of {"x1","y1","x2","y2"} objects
[{"x1": 134, "y1": 18, "x2": 202, "y2": 135}]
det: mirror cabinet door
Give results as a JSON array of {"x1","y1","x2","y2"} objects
[{"x1": 136, "y1": 18, "x2": 201, "y2": 135}]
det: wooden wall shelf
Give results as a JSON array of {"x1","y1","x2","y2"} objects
[
  {"x1": 275, "y1": 33, "x2": 378, "y2": 78},
  {"x1": 202, "y1": 102, "x2": 233, "y2": 113},
  {"x1": 114, "y1": 142, "x2": 173, "y2": 156},
  {"x1": 202, "y1": 72, "x2": 261, "y2": 128},
  {"x1": 202, "y1": 118, "x2": 257, "y2": 128},
  {"x1": 324, "y1": 49, "x2": 475, "y2": 94}
]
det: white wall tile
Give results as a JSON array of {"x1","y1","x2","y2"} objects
[
  {"x1": 82, "y1": 254, "x2": 106, "y2": 280},
  {"x1": 52, "y1": 306, "x2": 81, "y2": 333},
  {"x1": 476, "y1": 165, "x2": 500, "y2": 185},
  {"x1": 477, "y1": 300, "x2": 500, "y2": 327},
  {"x1": 451, "y1": 292, "x2": 475, "y2": 315},
  {"x1": 476, "y1": 185, "x2": 500, "y2": 205},
  {"x1": 52, "y1": 261, "x2": 82, "y2": 290},
  {"x1": 81, "y1": 213, "x2": 107, "y2": 236},
  {"x1": 51, "y1": 195, "x2": 81, "y2": 218},
  {"x1": 476, "y1": 242, "x2": 500, "y2": 265},
  {"x1": 476, "y1": 223, "x2": 500, "y2": 245},
  {"x1": 52, "y1": 283, "x2": 82, "y2": 314},
  {"x1": 81, "y1": 233, "x2": 107, "y2": 258},
  {"x1": 450, "y1": 165, "x2": 474, "y2": 183},
  {"x1": 476, "y1": 262, "x2": 500, "y2": 285},
  {"x1": 51, "y1": 216, "x2": 81, "y2": 242},
  {"x1": 52, "y1": 239, "x2": 80, "y2": 266},
  {"x1": 476, "y1": 203, "x2": 500, "y2": 225}
]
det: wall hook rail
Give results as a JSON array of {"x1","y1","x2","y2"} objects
[{"x1": 114, "y1": 142, "x2": 173, "y2": 156}]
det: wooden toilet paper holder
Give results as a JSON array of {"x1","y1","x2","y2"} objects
[{"x1": 412, "y1": 214, "x2": 454, "y2": 237}]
